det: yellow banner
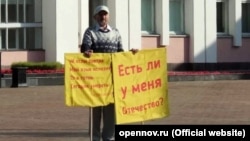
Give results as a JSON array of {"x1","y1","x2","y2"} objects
[
  {"x1": 112, "y1": 48, "x2": 169, "y2": 124},
  {"x1": 64, "y1": 53, "x2": 114, "y2": 107}
]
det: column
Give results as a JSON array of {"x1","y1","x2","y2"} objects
[
  {"x1": 185, "y1": 0, "x2": 206, "y2": 63},
  {"x1": 205, "y1": 0, "x2": 217, "y2": 63},
  {"x1": 156, "y1": 0, "x2": 169, "y2": 46},
  {"x1": 229, "y1": 0, "x2": 242, "y2": 47},
  {"x1": 43, "y1": 0, "x2": 79, "y2": 63},
  {"x1": 78, "y1": 0, "x2": 89, "y2": 45},
  {"x1": 108, "y1": 0, "x2": 129, "y2": 51},
  {"x1": 128, "y1": 0, "x2": 141, "y2": 50}
]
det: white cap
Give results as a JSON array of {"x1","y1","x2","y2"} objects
[{"x1": 94, "y1": 5, "x2": 109, "y2": 16}]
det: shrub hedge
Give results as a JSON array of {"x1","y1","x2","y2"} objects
[{"x1": 10, "y1": 62, "x2": 64, "y2": 70}]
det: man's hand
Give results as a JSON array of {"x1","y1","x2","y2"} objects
[
  {"x1": 84, "y1": 50, "x2": 93, "y2": 57},
  {"x1": 130, "y1": 48, "x2": 139, "y2": 54}
]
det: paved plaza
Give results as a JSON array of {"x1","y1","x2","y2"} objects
[{"x1": 0, "y1": 80, "x2": 250, "y2": 141}]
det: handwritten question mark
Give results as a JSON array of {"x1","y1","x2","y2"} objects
[{"x1": 159, "y1": 97, "x2": 164, "y2": 105}]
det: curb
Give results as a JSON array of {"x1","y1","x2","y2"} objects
[{"x1": 1, "y1": 72, "x2": 250, "y2": 88}]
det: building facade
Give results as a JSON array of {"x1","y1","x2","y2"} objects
[{"x1": 0, "y1": 0, "x2": 250, "y2": 71}]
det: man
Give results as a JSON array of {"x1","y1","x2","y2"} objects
[{"x1": 81, "y1": 5, "x2": 137, "y2": 141}]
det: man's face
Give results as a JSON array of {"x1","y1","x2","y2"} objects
[{"x1": 94, "y1": 11, "x2": 109, "y2": 27}]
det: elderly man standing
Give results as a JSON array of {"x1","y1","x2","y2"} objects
[
  {"x1": 81, "y1": 5, "x2": 138, "y2": 141},
  {"x1": 81, "y1": 5, "x2": 122, "y2": 141}
]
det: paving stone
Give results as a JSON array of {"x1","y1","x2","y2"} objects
[{"x1": 0, "y1": 80, "x2": 249, "y2": 141}]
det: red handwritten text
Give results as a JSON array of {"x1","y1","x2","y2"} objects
[{"x1": 122, "y1": 97, "x2": 164, "y2": 115}]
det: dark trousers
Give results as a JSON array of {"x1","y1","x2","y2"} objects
[{"x1": 91, "y1": 104, "x2": 115, "y2": 141}]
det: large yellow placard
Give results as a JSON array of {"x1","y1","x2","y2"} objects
[
  {"x1": 112, "y1": 48, "x2": 169, "y2": 124},
  {"x1": 64, "y1": 53, "x2": 114, "y2": 107}
]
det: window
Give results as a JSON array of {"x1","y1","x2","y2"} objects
[
  {"x1": 89, "y1": 0, "x2": 107, "y2": 27},
  {"x1": 0, "y1": 0, "x2": 42, "y2": 50},
  {"x1": 242, "y1": 0, "x2": 250, "y2": 33},
  {"x1": 0, "y1": 0, "x2": 6, "y2": 22},
  {"x1": 217, "y1": 0, "x2": 228, "y2": 34},
  {"x1": 141, "y1": 0, "x2": 155, "y2": 34},
  {"x1": 0, "y1": 29, "x2": 6, "y2": 49},
  {"x1": 169, "y1": 0, "x2": 184, "y2": 34},
  {"x1": 26, "y1": 27, "x2": 42, "y2": 49}
]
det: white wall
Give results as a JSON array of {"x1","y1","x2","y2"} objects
[
  {"x1": 42, "y1": 0, "x2": 57, "y2": 62},
  {"x1": 108, "y1": 0, "x2": 129, "y2": 51},
  {"x1": 205, "y1": 0, "x2": 217, "y2": 63},
  {"x1": 185, "y1": 0, "x2": 217, "y2": 63},
  {"x1": 128, "y1": 0, "x2": 141, "y2": 50},
  {"x1": 43, "y1": 0, "x2": 79, "y2": 64},
  {"x1": 56, "y1": 0, "x2": 79, "y2": 63},
  {"x1": 193, "y1": 0, "x2": 206, "y2": 63},
  {"x1": 78, "y1": 0, "x2": 89, "y2": 45},
  {"x1": 42, "y1": 0, "x2": 228, "y2": 64},
  {"x1": 229, "y1": 0, "x2": 242, "y2": 47},
  {"x1": 156, "y1": 0, "x2": 169, "y2": 46},
  {"x1": 108, "y1": 0, "x2": 142, "y2": 51}
]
